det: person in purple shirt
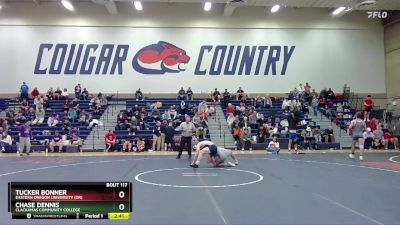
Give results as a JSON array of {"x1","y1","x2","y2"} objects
[
  {"x1": 18, "y1": 120, "x2": 32, "y2": 156},
  {"x1": 70, "y1": 127, "x2": 82, "y2": 147},
  {"x1": 49, "y1": 131, "x2": 63, "y2": 153}
]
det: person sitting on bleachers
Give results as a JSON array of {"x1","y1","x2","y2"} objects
[
  {"x1": 226, "y1": 103, "x2": 234, "y2": 114},
  {"x1": 363, "y1": 128, "x2": 375, "y2": 150},
  {"x1": 74, "y1": 84, "x2": 82, "y2": 99},
  {"x1": 267, "y1": 135, "x2": 280, "y2": 154},
  {"x1": 133, "y1": 136, "x2": 145, "y2": 152},
  {"x1": 70, "y1": 127, "x2": 82, "y2": 148},
  {"x1": 254, "y1": 96, "x2": 264, "y2": 109},
  {"x1": 177, "y1": 87, "x2": 186, "y2": 100},
  {"x1": 324, "y1": 126, "x2": 335, "y2": 143},
  {"x1": 383, "y1": 130, "x2": 399, "y2": 150},
  {"x1": 373, "y1": 125, "x2": 384, "y2": 149},
  {"x1": 151, "y1": 108, "x2": 160, "y2": 122},
  {"x1": 368, "y1": 117, "x2": 378, "y2": 132},
  {"x1": 168, "y1": 106, "x2": 177, "y2": 120},
  {"x1": 318, "y1": 97, "x2": 326, "y2": 108},
  {"x1": 105, "y1": 130, "x2": 116, "y2": 152},
  {"x1": 90, "y1": 96, "x2": 100, "y2": 109},
  {"x1": 67, "y1": 108, "x2": 78, "y2": 123},
  {"x1": 222, "y1": 89, "x2": 230, "y2": 107},
  {"x1": 135, "y1": 88, "x2": 143, "y2": 101},
  {"x1": 196, "y1": 125, "x2": 207, "y2": 142},
  {"x1": 63, "y1": 118, "x2": 71, "y2": 134},
  {"x1": 123, "y1": 138, "x2": 133, "y2": 152},
  {"x1": 256, "y1": 126, "x2": 267, "y2": 143},
  {"x1": 236, "y1": 87, "x2": 247, "y2": 101},
  {"x1": 32, "y1": 106, "x2": 45, "y2": 125},
  {"x1": 47, "y1": 112, "x2": 60, "y2": 127},
  {"x1": 79, "y1": 110, "x2": 91, "y2": 126},
  {"x1": 61, "y1": 88, "x2": 69, "y2": 100},
  {"x1": 81, "y1": 88, "x2": 89, "y2": 100},
  {"x1": 197, "y1": 99, "x2": 208, "y2": 117},
  {"x1": 54, "y1": 87, "x2": 62, "y2": 100},
  {"x1": 33, "y1": 96, "x2": 43, "y2": 109},
  {"x1": 46, "y1": 88, "x2": 54, "y2": 100},
  {"x1": 282, "y1": 98, "x2": 290, "y2": 111},
  {"x1": 236, "y1": 102, "x2": 246, "y2": 115},
  {"x1": 264, "y1": 95, "x2": 272, "y2": 109},
  {"x1": 240, "y1": 126, "x2": 252, "y2": 151},
  {"x1": 31, "y1": 87, "x2": 40, "y2": 99},
  {"x1": 326, "y1": 88, "x2": 335, "y2": 100},
  {"x1": 0, "y1": 131, "x2": 12, "y2": 152},
  {"x1": 212, "y1": 88, "x2": 221, "y2": 102},
  {"x1": 248, "y1": 111, "x2": 258, "y2": 129},
  {"x1": 49, "y1": 131, "x2": 63, "y2": 153},
  {"x1": 302, "y1": 127, "x2": 315, "y2": 150},
  {"x1": 115, "y1": 121, "x2": 125, "y2": 131},
  {"x1": 20, "y1": 99, "x2": 29, "y2": 112},
  {"x1": 313, "y1": 127, "x2": 321, "y2": 143},
  {"x1": 28, "y1": 107, "x2": 35, "y2": 121}
]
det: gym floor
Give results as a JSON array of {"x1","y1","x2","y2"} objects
[{"x1": 1, "y1": 150, "x2": 400, "y2": 225}]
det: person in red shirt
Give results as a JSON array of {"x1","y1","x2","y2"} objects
[
  {"x1": 226, "y1": 103, "x2": 234, "y2": 114},
  {"x1": 363, "y1": 95, "x2": 374, "y2": 121},
  {"x1": 383, "y1": 131, "x2": 399, "y2": 150},
  {"x1": 368, "y1": 117, "x2": 378, "y2": 132},
  {"x1": 105, "y1": 130, "x2": 116, "y2": 152},
  {"x1": 318, "y1": 97, "x2": 326, "y2": 108},
  {"x1": 30, "y1": 87, "x2": 40, "y2": 99}
]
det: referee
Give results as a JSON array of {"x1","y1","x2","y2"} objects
[{"x1": 175, "y1": 116, "x2": 196, "y2": 159}]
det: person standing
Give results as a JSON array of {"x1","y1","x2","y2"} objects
[
  {"x1": 363, "y1": 95, "x2": 374, "y2": 121},
  {"x1": 176, "y1": 116, "x2": 195, "y2": 159},
  {"x1": 287, "y1": 113, "x2": 298, "y2": 154},
  {"x1": 186, "y1": 87, "x2": 193, "y2": 100},
  {"x1": 20, "y1": 82, "x2": 29, "y2": 100},
  {"x1": 18, "y1": 120, "x2": 32, "y2": 156},
  {"x1": 348, "y1": 112, "x2": 367, "y2": 161},
  {"x1": 152, "y1": 121, "x2": 163, "y2": 151},
  {"x1": 74, "y1": 84, "x2": 82, "y2": 99}
]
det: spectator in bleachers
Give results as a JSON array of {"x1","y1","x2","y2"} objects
[
  {"x1": 226, "y1": 113, "x2": 235, "y2": 131},
  {"x1": 54, "y1": 87, "x2": 62, "y2": 100},
  {"x1": 282, "y1": 98, "x2": 290, "y2": 111},
  {"x1": 176, "y1": 116, "x2": 196, "y2": 159},
  {"x1": 32, "y1": 106, "x2": 45, "y2": 125},
  {"x1": 222, "y1": 89, "x2": 230, "y2": 108},
  {"x1": 152, "y1": 121, "x2": 163, "y2": 151},
  {"x1": 311, "y1": 96, "x2": 319, "y2": 116},
  {"x1": 310, "y1": 89, "x2": 318, "y2": 99},
  {"x1": 123, "y1": 139, "x2": 133, "y2": 152},
  {"x1": 212, "y1": 88, "x2": 221, "y2": 102},
  {"x1": 74, "y1": 84, "x2": 81, "y2": 99},
  {"x1": 151, "y1": 108, "x2": 160, "y2": 122},
  {"x1": 319, "y1": 88, "x2": 327, "y2": 99},
  {"x1": 248, "y1": 111, "x2": 258, "y2": 129},
  {"x1": 318, "y1": 97, "x2": 326, "y2": 108},
  {"x1": 233, "y1": 124, "x2": 243, "y2": 147},
  {"x1": 383, "y1": 130, "x2": 399, "y2": 150},
  {"x1": 49, "y1": 131, "x2": 63, "y2": 153},
  {"x1": 17, "y1": 120, "x2": 32, "y2": 156},
  {"x1": 61, "y1": 88, "x2": 69, "y2": 100},
  {"x1": 373, "y1": 125, "x2": 384, "y2": 149},
  {"x1": 177, "y1": 87, "x2": 186, "y2": 100},
  {"x1": 63, "y1": 118, "x2": 71, "y2": 134},
  {"x1": 161, "y1": 110, "x2": 170, "y2": 121},
  {"x1": 302, "y1": 126, "x2": 315, "y2": 150},
  {"x1": 326, "y1": 88, "x2": 335, "y2": 100},
  {"x1": 81, "y1": 88, "x2": 89, "y2": 100},
  {"x1": 28, "y1": 107, "x2": 35, "y2": 121},
  {"x1": 115, "y1": 121, "x2": 125, "y2": 131},
  {"x1": 196, "y1": 126, "x2": 206, "y2": 141},
  {"x1": 313, "y1": 127, "x2": 321, "y2": 143},
  {"x1": 47, "y1": 112, "x2": 60, "y2": 127},
  {"x1": 46, "y1": 88, "x2": 54, "y2": 100},
  {"x1": 20, "y1": 99, "x2": 29, "y2": 112},
  {"x1": 164, "y1": 121, "x2": 175, "y2": 151},
  {"x1": 79, "y1": 110, "x2": 91, "y2": 126},
  {"x1": 256, "y1": 126, "x2": 267, "y2": 143},
  {"x1": 0, "y1": 131, "x2": 12, "y2": 152},
  {"x1": 324, "y1": 126, "x2": 335, "y2": 143},
  {"x1": 226, "y1": 103, "x2": 234, "y2": 115},
  {"x1": 30, "y1": 87, "x2": 40, "y2": 99},
  {"x1": 264, "y1": 95, "x2": 272, "y2": 109},
  {"x1": 168, "y1": 106, "x2": 177, "y2": 120},
  {"x1": 20, "y1": 82, "x2": 29, "y2": 100},
  {"x1": 236, "y1": 102, "x2": 246, "y2": 115},
  {"x1": 254, "y1": 96, "x2": 263, "y2": 109},
  {"x1": 287, "y1": 113, "x2": 299, "y2": 153},
  {"x1": 105, "y1": 130, "x2": 117, "y2": 152},
  {"x1": 135, "y1": 88, "x2": 143, "y2": 101},
  {"x1": 301, "y1": 102, "x2": 310, "y2": 117},
  {"x1": 240, "y1": 126, "x2": 252, "y2": 151},
  {"x1": 70, "y1": 127, "x2": 82, "y2": 148},
  {"x1": 33, "y1": 96, "x2": 44, "y2": 110},
  {"x1": 363, "y1": 95, "x2": 374, "y2": 121},
  {"x1": 267, "y1": 136, "x2": 280, "y2": 154},
  {"x1": 67, "y1": 108, "x2": 78, "y2": 123},
  {"x1": 236, "y1": 87, "x2": 247, "y2": 101},
  {"x1": 186, "y1": 87, "x2": 193, "y2": 100},
  {"x1": 368, "y1": 117, "x2": 378, "y2": 132},
  {"x1": 63, "y1": 99, "x2": 71, "y2": 112},
  {"x1": 270, "y1": 124, "x2": 280, "y2": 138},
  {"x1": 363, "y1": 128, "x2": 375, "y2": 150},
  {"x1": 133, "y1": 136, "x2": 145, "y2": 152}
]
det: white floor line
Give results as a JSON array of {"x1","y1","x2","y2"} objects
[
  {"x1": 314, "y1": 193, "x2": 384, "y2": 225},
  {"x1": 388, "y1": 155, "x2": 400, "y2": 163}
]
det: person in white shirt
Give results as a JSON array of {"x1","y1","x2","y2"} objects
[
  {"x1": 0, "y1": 131, "x2": 12, "y2": 152},
  {"x1": 267, "y1": 136, "x2": 280, "y2": 154},
  {"x1": 61, "y1": 88, "x2": 69, "y2": 100},
  {"x1": 190, "y1": 140, "x2": 216, "y2": 168},
  {"x1": 363, "y1": 127, "x2": 375, "y2": 150}
]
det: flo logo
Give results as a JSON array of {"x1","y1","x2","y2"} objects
[{"x1": 132, "y1": 41, "x2": 190, "y2": 74}]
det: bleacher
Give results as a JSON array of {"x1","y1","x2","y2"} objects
[
  {"x1": 3, "y1": 98, "x2": 107, "y2": 153},
  {"x1": 222, "y1": 99, "x2": 341, "y2": 150}
]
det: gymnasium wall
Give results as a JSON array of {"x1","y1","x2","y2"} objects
[
  {"x1": 0, "y1": 2, "x2": 386, "y2": 95},
  {"x1": 385, "y1": 21, "x2": 400, "y2": 99}
]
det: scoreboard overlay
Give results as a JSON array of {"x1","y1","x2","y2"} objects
[{"x1": 8, "y1": 182, "x2": 132, "y2": 220}]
